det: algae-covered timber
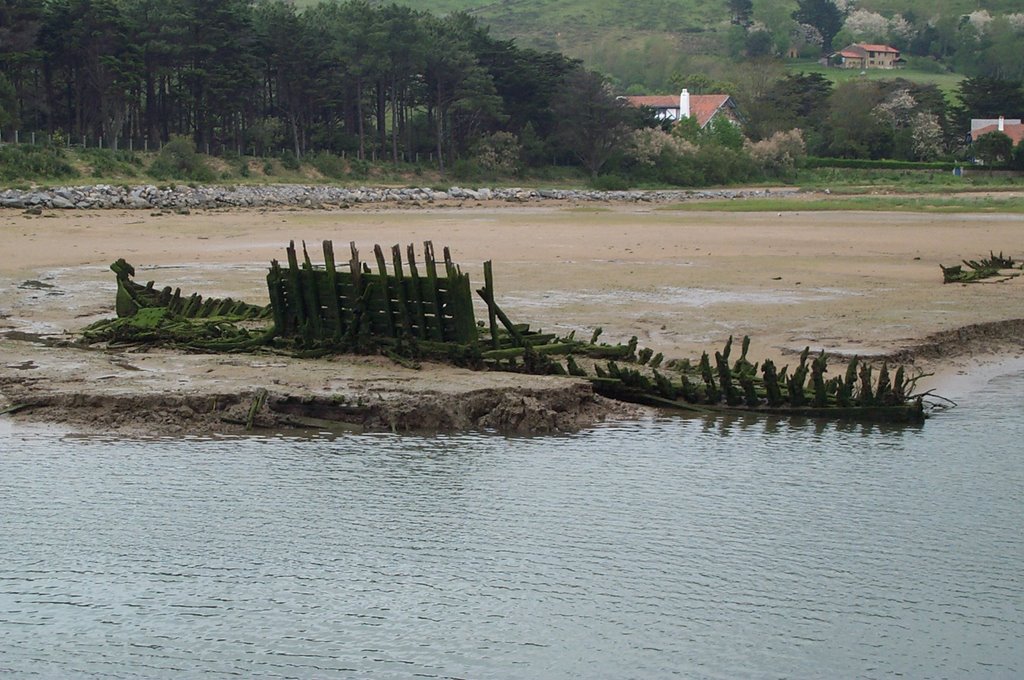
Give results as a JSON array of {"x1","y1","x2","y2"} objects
[
  {"x1": 80, "y1": 241, "x2": 930, "y2": 425},
  {"x1": 941, "y1": 251, "x2": 1021, "y2": 284}
]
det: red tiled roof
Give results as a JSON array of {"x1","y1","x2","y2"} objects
[
  {"x1": 859, "y1": 44, "x2": 899, "y2": 53},
  {"x1": 621, "y1": 93, "x2": 733, "y2": 128},
  {"x1": 831, "y1": 43, "x2": 900, "y2": 58},
  {"x1": 689, "y1": 94, "x2": 730, "y2": 128},
  {"x1": 973, "y1": 123, "x2": 1024, "y2": 146},
  {"x1": 623, "y1": 95, "x2": 679, "y2": 109}
]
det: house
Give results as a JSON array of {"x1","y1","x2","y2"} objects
[
  {"x1": 830, "y1": 43, "x2": 901, "y2": 69},
  {"x1": 620, "y1": 89, "x2": 741, "y2": 129},
  {"x1": 969, "y1": 116, "x2": 1024, "y2": 146}
]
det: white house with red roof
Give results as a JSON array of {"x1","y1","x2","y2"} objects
[
  {"x1": 830, "y1": 43, "x2": 901, "y2": 69},
  {"x1": 969, "y1": 116, "x2": 1024, "y2": 146},
  {"x1": 620, "y1": 89, "x2": 740, "y2": 129}
]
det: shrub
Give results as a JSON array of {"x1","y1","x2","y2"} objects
[
  {"x1": 0, "y1": 145, "x2": 78, "y2": 181},
  {"x1": 309, "y1": 151, "x2": 346, "y2": 179},
  {"x1": 279, "y1": 150, "x2": 301, "y2": 171},
  {"x1": 591, "y1": 174, "x2": 631, "y2": 191},
  {"x1": 472, "y1": 131, "x2": 522, "y2": 175},
  {"x1": 803, "y1": 157, "x2": 955, "y2": 170},
  {"x1": 148, "y1": 137, "x2": 215, "y2": 182},
  {"x1": 693, "y1": 145, "x2": 757, "y2": 185},
  {"x1": 745, "y1": 129, "x2": 806, "y2": 181},
  {"x1": 80, "y1": 147, "x2": 141, "y2": 178},
  {"x1": 629, "y1": 128, "x2": 696, "y2": 167},
  {"x1": 263, "y1": 160, "x2": 275, "y2": 175},
  {"x1": 347, "y1": 158, "x2": 369, "y2": 180},
  {"x1": 450, "y1": 158, "x2": 483, "y2": 181}
]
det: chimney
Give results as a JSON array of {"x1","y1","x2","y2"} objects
[
  {"x1": 680, "y1": 89, "x2": 690, "y2": 119},
  {"x1": 998, "y1": 115, "x2": 1005, "y2": 132}
]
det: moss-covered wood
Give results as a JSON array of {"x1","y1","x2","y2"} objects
[
  {"x1": 85, "y1": 247, "x2": 931, "y2": 426},
  {"x1": 267, "y1": 240, "x2": 478, "y2": 347}
]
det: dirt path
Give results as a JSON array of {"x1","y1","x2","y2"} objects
[{"x1": 2, "y1": 204, "x2": 1022, "y2": 434}]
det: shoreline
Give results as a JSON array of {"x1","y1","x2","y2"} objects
[
  {"x1": 2, "y1": 323, "x2": 1021, "y2": 437},
  {"x1": 2, "y1": 203, "x2": 1022, "y2": 436}
]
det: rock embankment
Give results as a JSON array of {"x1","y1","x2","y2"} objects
[{"x1": 0, "y1": 183, "x2": 793, "y2": 210}]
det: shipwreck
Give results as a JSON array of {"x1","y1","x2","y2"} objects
[{"x1": 82, "y1": 240, "x2": 929, "y2": 425}]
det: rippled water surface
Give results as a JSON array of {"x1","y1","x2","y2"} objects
[{"x1": 2, "y1": 374, "x2": 1022, "y2": 679}]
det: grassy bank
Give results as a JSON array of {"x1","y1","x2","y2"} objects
[
  {"x1": 2, "y1": 143, "x2": 1021, "y2": 203},
  {"x1": 0, "y1": 143, "x2": 593, "y2": 190},
  {"x1": 659, "y1": 195, "x2": 1024, "y2": 213}
]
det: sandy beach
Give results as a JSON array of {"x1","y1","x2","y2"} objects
[{"x1": 2, "y1": 202, "x2": 1022, "y2": 433}]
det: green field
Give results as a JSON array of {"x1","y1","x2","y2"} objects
[
  {"x1": 659, "y1": 195, "x2": 1024, "y2": 213},
  {"x1": 784, "y1": 60, "x2": 965, "y2": 98}
]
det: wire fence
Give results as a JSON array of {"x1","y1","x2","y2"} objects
[{"x1": 0, "y1": 130, "x2": 442, "y2": 164}]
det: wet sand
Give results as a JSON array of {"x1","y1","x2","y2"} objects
[{"x1": 2, "y1": 204, "x2": 1022, "y2": 433}]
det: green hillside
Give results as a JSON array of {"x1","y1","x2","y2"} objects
[
  {"x1": 289, "y1": 0, "x2": 1024, "y2": 46},
  {"x1": 287, "y1": 0, "x2": 1023, "y2": 91}
]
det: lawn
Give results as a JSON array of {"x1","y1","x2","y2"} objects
[{"x1": 785, "y1": 59, "x2": 965, "y2": 99}]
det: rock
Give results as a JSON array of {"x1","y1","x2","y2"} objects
[{"x1": 0, "y1": 183, "x2": 802, "y2": 211}]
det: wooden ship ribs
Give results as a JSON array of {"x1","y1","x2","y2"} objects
[{"x1": 85, "y1": 240, "x2": 928, "y2": 425}]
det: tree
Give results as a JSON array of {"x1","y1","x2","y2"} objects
[
  {"x1": 252, "y1": 0, "x2": 318, "y2": 158},
  {"x1": 743, "y1": 72, "x2": 832, "y2": 144},
  {"x1": 910, "y1": 112, "x2": 944, "y2": 161},
  {"x1": 792, "y1": 0, "x2": 844, "y2": 53},
  {"x1": 551, "y1": 68, "x2": 636, "y2": 177},
  {"x1": 700, "y1": 116, "x2": 745, "y2": 150},
  {"x1": 958, "y1": 76, "x2": 1024, "y2": 119},
  {"x1": 0, "y1": 0, "x2": 43, "y2": 130},
  {"x1": 727, "y1": 0, "x2": 753, "y2": 27},
  {"x1": 972, "y1": 131, "x2": 1013, "y2": 165},
  {"x1": 422, "y1": 13, "x2": 504, "y2": 171},
  {"x1": 745, "y1": 30, "x2": 775, "y2": 58},
  {"x1": 0, "y1": 73, "x2": 17, "y2": 131},
  {"x1": 824, "y1": 81, "x2": 893, "y2": 159}
]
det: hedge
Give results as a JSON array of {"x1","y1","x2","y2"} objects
[{"x1": 803, "y1": 157, "x2": 956, "y2": 171}]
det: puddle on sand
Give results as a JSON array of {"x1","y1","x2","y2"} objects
[
  {"x1": 3, "y1": 360, "x2": 37, "y2": 370},
  {"x1": 500, "y1": 286, "x2": 860, "y2": 310}
]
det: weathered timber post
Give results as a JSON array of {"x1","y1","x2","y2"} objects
[
  {"x1": 391, "y1": 245, "x2": 414, "y2": 339},
  {"x1": 405, "y1": 244, "x2": 428, "y2": 340},
  {"x1": 300, "y1": 242, "x2": 324, "y2": 339},
  {"x1": 811, "y1": 351, "x2": 828, "y2": 407},
  {"x1": 373, "y1": 244, "x2": 397, "y2": 338},
  {"x1": 699, "y1": 352, "x2": 720, "y2": 403},
  {"x1": 761, "y1": 359, "x2": 784, "y2": 407},
  {"x1": 483, "y1": 260, "x2": 499, "y2": 349},
  {"x1": 322, "y1": 241, "x2": 344, "y2": 340},
  {"x1": 284, "y1": 242, "x2": 306, "y2": 333},
  {"x1": 422, "y1": 241, "x2": 445, "y2": 341}
]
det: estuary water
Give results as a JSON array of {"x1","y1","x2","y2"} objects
[{"x1": 1, "y1": 373, "x2": 1022, "y2": 679}]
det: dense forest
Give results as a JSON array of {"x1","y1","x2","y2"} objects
[{"x1": 0, "y1": 0, "x2": 1023, "y2": 184}]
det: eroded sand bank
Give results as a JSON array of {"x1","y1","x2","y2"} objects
[{"x1": 2, "y1": 203, "x2": 1022, "y2": 434}]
